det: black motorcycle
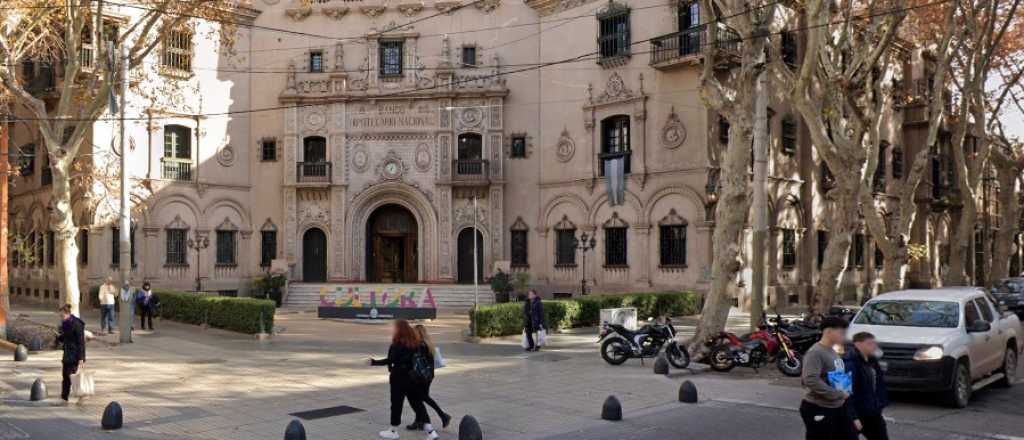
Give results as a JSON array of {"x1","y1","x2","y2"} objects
[{"x1": 598, "y1": 318, "x2": 690, "y2": 368}]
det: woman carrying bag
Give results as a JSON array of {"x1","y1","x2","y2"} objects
[{"x1": 522, "y1": 290, "x2": 546, "y2": 352}]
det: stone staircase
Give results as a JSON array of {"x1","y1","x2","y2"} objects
[{"x1": 283, "y1": 283, "x2": 496, "y2": 310}]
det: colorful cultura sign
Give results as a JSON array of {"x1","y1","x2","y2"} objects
[{"x1": 317, "y1": 285, "x2": 438, "y2": 320}]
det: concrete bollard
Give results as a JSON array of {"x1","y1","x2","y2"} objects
[
  {"x1": 678, "y1": 380, "x2": 698, "y2": 403},
  {"x1": 101, "y1": 402, "x2": 124, "y2": 430},
  {"x1": 458, "y1": 415, "x2": 483, "y2": 440},
  {"x1": 653, "y1": 355, "x2": 670, "y2": 375},
  {"x1": 30, "y1": 378, "x2": 47, "y2": 401},
  {"x1": 283, "y1": 419, "x2": 306, "y2": 440},
  {"x1": 14, "y1": 344, "x2": 29, "y2": 362},
  {"x1": 601, "y1": 395, "x2": 622, "y2": 421}
]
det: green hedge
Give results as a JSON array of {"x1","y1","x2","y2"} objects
[
  {"x1": 470, "y1": 291, "x2": 700, "y2": 337},
  {"x1": 154, "y1": 289, "x2": 275, "y2": 334}
]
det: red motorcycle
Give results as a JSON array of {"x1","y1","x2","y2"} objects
[{"x1": 705, "y1": 315, "x2": 803, "y2": 377}]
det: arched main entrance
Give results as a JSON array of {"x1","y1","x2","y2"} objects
[
  {"x1": 366, "y1": 204, "x2": 418, "y2": 282},
  {"x1": 457, "y1": 228, "x2": 484, "y2": 284},
  {"x1": 302, "y1": 228, "x2": 328, "y2": 282}
]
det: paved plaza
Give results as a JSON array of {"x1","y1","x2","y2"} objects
[{"x1": 2, "y1": 303, "x2": 1024, "y2": 440}]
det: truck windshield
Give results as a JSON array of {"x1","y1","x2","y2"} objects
[{"x1": 854, "y1": 300, "x2": 960, "y2": 328}]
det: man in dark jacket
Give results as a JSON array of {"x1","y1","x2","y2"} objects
[
  {"x1": 56, "y1": 305, "x2": 86, "y2": 403},
  {"x1": 523, "y1": 290, "x2": 545, "y2": 351},
  {"x1": 845, "y1": 332, "x2": 889, "y2": 440}
]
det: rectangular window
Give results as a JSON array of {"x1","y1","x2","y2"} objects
[
  {"x1": 874, "y1": 244, "x2": 884, "y2": 270},
  {"x1": 216, "y1": 231, "x2": 237, "y2": 266},
  {"x1": 659, "y1": 224, "x2": 687, "y2": 266},
  {"x1": 161, "y1": 29, "x2": 193, "y2": 73},
  {"x1": 599, "y1": 116, "x2": 631, "y2": 176},
  {"x1": 781, "y1": 117, "x2": 798, "y2": 155},
  {"x1": 850, "y1": 233, "x2": 865, "y2": 269},
  {"x1": 782, "y1": 228, "x2": 796, "y2": 269},
  {"x1": 79, "y1": 229, "x2": 89, "y2": 265},
  {"x1": 46, "y1": 231, "x2": 55, "y2": 266},
  {"x1": 166, "y1": 229, "x2": 188, "y2": 266},
  {"x1": 510, "y1": 136, "x2": 527, "y2": 158},
  {"x1": 261, "y1": 139, "x2": 278, "y2": 162},
  {"x1": 718, "y1": 117, "x2": 730, "y2": 144},
  {"x1": 18, "y1": 144, "x2": 35, "y2": 176},
  {"x1": 41, "y1": 153, "x2": 52, "y2": 186},
  {"x1": 817, "y1": 230, "x2": 828, "y2": 269},
  {"x1": 379, "y1": 40, "x2": 403, "y2": 77},
  {"x1": 781, "y1": 31, "x2": 798, "y2": 67},
  {"x1": 604, "y1": 227, "x2": 627, "y2": 266},
  {"x1": 874, "y1": 142, "x2": 888, "y2": 193},
  {"x1": 597, "y1": 9, "x2": 630, "y2": 60},
  {"x1": 555, "y1": 229, "x2": 577, "y2": 266},
  {"x1": 260, "y1": 230, "x2": 277, "y2": 267},
  {"x1": 309, "y1": 50, "x2": 324, "y2": 73},
  {"x1": 111, "y1": 227, "x2": 136, "y2": 267},
  {"x1": 891, "y1": 145, "x2": 904, "y2": 179},
  {"x1": 461, "y1": 45, "x2": 477, "y2": 67},
  {"x1": 163, "y1": 125, "x2": 193, "y2": 181},
  {"x1": 511, "y1": 230, "x2": 529, "y2": 267}
]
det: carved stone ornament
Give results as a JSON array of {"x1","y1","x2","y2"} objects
[
  {"x1": 376, "y1": 150, "x2": 408, "y2": 180},
  {"x1": 299, "y1": 203, "x2": 330, "y2": 227},
  {"x1": 350, "y1": 144, "x2": 369, "y2": 173},
  {"x1": 397, "y1": 3, "x2": 424, "y2": 16},
  {"x1": 361, "y1": 5, "x2": 386, "y2": 17},
  {"x1": 322, "y1": 6, "x2": 350, "y2": 20},
  {"x1": 510, "y1": 216, "x2": 529, "y2": 231},
  {"x1": 415, "y1": 143, "x2": 432, "y2": 172},
  {"x1": 454, "y1": 204, "x2": 488, "y2": 227},
  {"x1": 166, "y1": 215, "x2": 190, "y2": 230},
  {"x1": 659, "y1": 208, "x2": 688, "y2": 226},
  {"x1": 216, "y1": 143, "x2": 236, "y2": 167},
  {"x1": 555, "y1": 127, "x2": 575, "y2": 162},
  {"x1": 661, "y1": 106, "x2": 686, "y2": 150},
  {"x1": 603, "y1": 212, "x2": 628, "y2": 228},
  {"x1": 285, "y1": 6, "x2": 313, "y2": 21},
  {"x1": 458, "y1": 107, "x2": 484, "y2": 128},
  {"x1": 591, "y1": 72, "x2": 636, "y2": 106},
  {"x1": 305, "y1": 108, "x2": 327, "y2": 131},
  {"x1": 260, "y1": 218, "x2": 278, "y2": 231},
  {"x1": 434, "y1": 1, "x2": 462, "y2": 14},
  {"x1": 474, "y1": 0, "x2": 501, "y2": 13},
  {"x1": 216, "y1": 217, "x2": 239, "y2": 231}
]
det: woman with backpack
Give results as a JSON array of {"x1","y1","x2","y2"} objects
[
  {"x1": 369, "y1": 319, "x2": 439, "y2": 440},
  {"x1": 411, "y1": 325, "x2": 452, "y2": 430}
]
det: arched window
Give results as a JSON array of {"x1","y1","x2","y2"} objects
[
  {"x1": 554, "y1": 215, "x2": 577, "y2": 267},
  {"x1": 510, "y1": 217, "x2": 529, "y2": 268},
  {"x1": 600, "y1": 115, "x2": 631, "y2": 176},
  {"x1": 303, "y1": 136, "x2": 327, "y2": 163}
]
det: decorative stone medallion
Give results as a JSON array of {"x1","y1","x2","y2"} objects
[
  {"x1": 555, "y1": 127, "x2": 575, "y2": 162},
  {"x1": 376, "y1": 150, "x2": 407, "y2": 180},
  {"x1": 414, "y1": 143, "x2": 432, "y2": 172},
  {"x1": 216, "y1": 143, "x2": 236, "y2": 167},
  {"x1": 661, "y1": 106, "x2": 686, "y2": 150},
  {"x1": 305, "y1": 108, "x2": 327, "y2": 132},
  {"x1": 459, "y1": 107, "x2": 484, "y2": 128},
  {"x1": 351, "y1": 144, "x2": 369, "y2": 173}
]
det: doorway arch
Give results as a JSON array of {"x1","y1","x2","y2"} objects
[
  {"x1": 457, "y1": 228, "x2": 484, "y2": 284},
  {"x1": 366, "y1": 204, "x2": 419, "y2": 283},
  {"x1": 302, "y1": 228, "x2": 328, "y2": 282}
]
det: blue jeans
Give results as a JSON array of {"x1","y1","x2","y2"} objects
[{"x1": 100, "y1": 305, "x2": 116, "y2": 331}]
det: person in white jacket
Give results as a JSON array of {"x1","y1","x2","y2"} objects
[
  {"x1": 97, "y1": 277, "x2": 118, "y2": 334},
  {"x1": 411, "y1": 325, "x2": 452, "y2": 431}
]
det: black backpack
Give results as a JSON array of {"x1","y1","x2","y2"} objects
[{"x1": 409, "y1": 344, "x2": 435, "y2": 385}]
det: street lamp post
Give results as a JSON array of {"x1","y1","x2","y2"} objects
[
  {"x1": 574, "y1": 232, "x2": 597, "y2": 296},
  {"x1": 187, "y1": 233, "x2": 210, "y2": 292}
]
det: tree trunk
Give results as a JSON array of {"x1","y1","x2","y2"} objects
[
  {"x1": 946, "y1": 202, "x2": 976, "y2": 286},
  {"x1": 49, "y1": 159, "x2": 81, "y2": 316},
  {"x1": 991, "y1": 167, "x2": 1021, "y2": 282},
  {"x1": 811, "y1": 175, "x2": 858, "y2": 313},
  {"x1": 880, "y1": 254, "x2": 907, "y2": 292}
]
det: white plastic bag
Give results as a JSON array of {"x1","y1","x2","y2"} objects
[
  {"x1": 521, "y1": 331, "x2": 530, "y2": 349},
  {"x1": 434, "y1": 347, "x2": 447, "y2": 369},
  {"x1": 71, "y1": 370, "x2": 95, "y2": 397},
  {"x1": 537, "y1": 328, "x2": 548, "y2": 347}
]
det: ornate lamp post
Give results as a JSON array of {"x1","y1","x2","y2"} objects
[
  {"x1": 574, "y1": 231, "x2": 597, "y2": 296},
  {"x1": 187, "y1": 233, "x2": 210, "y2": 292}
]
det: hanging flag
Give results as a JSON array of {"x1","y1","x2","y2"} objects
[{"x1": 605, "y1": 156, "x2": 625, "y2": 206}]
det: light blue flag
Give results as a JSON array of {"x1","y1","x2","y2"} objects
[{"x1": 605, "y1": 156, "x2": 625, "y2": 206}]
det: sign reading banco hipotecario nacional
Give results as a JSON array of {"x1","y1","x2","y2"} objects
[{"x1": 347, "y1": 103, "x2": 437, "y2": 131}]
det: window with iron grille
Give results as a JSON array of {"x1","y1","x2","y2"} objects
[
  {"x1": 79, "y1": 229, "x2": 88, "y2": 265},
  {"x1": 18, "y1": 144, "x2": 35, "y2": 176},
  {"x1": 659, "y1": 224, "x2": 687, "y2": 266},
  {"x1": 46, "y1": 231, "x2": 55, "y2": 266},
  {"x1": 781, "y1": 32, "x2": 798, "y2": 68},
  {"x1": 164, "y1": 125, "x2": 192, "y2": 159},
  {"x1": 309, "y1": 50, "x2": 324, "y2": 73},
  {"x1": 166, "y1": 229, "x2": 188, "y2": 266},
  {"x1": 781, "y1": 116, "x2": 797, "y2": 155},
  {"x1": 261, "y1": 138, "x2": 277, "y2": 162},
  {"x1": 604, "y1": 227, "x2": 627, "y2": 266},
  {"x1": 597, "y1": 7, "x2": 630, "y2": 60},
  {"x1": 817, "y1": 230, "x2": 828, "y2": 269},
  {"x1": 461, "y1": 45, "x2": 478, "y2": 67},
  {"x1": 599, "y1": 115, "x2": 631, "y2": 176},
  {"x1": 782, "y1": 228, "x2": 796, "y2": 269},
  {"x1": 874, "y1": 244, "x2": 884, "y2": 269},
  {"x1": 849, "y1": 233, "x2": 865, "y2": 269},
  {"x1": 891, "y1": 145, "x2": 904, "y2": 179},
  {"x1": 510, "y1": 136, "x2": 527, "y2": 158},
  {"x1": 260, "y1": 230, "x2": 277, "y2": 267},
  {"x1": 216, "y1": 230, "x2": 237, "y2": 266},
  {"x1": 555, "y1": 229, "x2": 577, "y2": 266},
  {"x1": 161, "y1": 29, "x2": 193, "y2": 73},
  {"x1": 718, "y1": 117, "x2": 730, "y2": 144},
  {"x1": 511, "y1": 230, "x2": 529, "y2": 267},
  {"x1": 379, "y1": 40, "x2": 403, "y2": 77},
  {"x1": 111, "y1": 227, "x2": 136, "y2": 267},
  {"x1": 32, "y1": 232, "x2": 43, "y2": 266}
]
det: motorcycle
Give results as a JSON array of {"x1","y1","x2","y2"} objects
[
  {"x1": 598, "y1": 317, "x2": 690, "y2": 368},
  {"x1": 706, "y1": 314, "x2": 803, "y2": 377},
  {"x1": 776, "y1": 317, "x2": 821, "y2": 354}
]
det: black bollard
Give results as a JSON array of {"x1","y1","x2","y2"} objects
[
  {"x1": 29, "y1": 378, "x2": 47, "y2": 401},
  {"x1": 601, "y1": 395, "x2": 622, "y2": 421},
  {"x1": 14, "y1": 344, "x2": 29, "y2": 362},
  {"x1": 678, "y1": 380, "x2": 698, "y2": 403},
  {"x1": 653, "y1": 355, "x2": 670, "y2": 375},
  {"x1": 458, "y1": 415, "x2": 483, "y2": 440},
  {"x1": 101, "y1": 402, "x2": 124, "y2": 430},
  {"x1": 283, "y1": 419, "x2": 306, "y2": 440}
]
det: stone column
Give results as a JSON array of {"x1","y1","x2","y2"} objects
[{"x1": 634, "y1": 224, "x2": 651, "y2": 287}]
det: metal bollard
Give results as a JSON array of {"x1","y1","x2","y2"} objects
[
  {"x1": 601, "y1": 395, "x2": 622, "y2": 421},
  {"x1": 458, "y1": 414, "x2": 483, "y2": 440},
  {"x1": 29, "y1": 378, "x2": 47, "y2": 401},
  {"x1": 101, "y1": 401, "x2": 124, "y2": 430},
  {"x1": 283, "y1": 419, "x2": 306, "y2": 440},
  {"x1": 678, "y1": 380, "x2": 698, "y2": 403}
]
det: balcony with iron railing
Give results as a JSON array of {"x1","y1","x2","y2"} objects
[
  {"x1": 451, "y1": 159, "x2": 490, "y2": 185},
  {"x1": 161, "y1": 158, "x2": 193, "y2": 181},
  {"x1": 297, "y1": 161, "x2": 332, "y2": 184},
  {"x1": 650, "y1": 24, "x2": 741, "y2": 70}
]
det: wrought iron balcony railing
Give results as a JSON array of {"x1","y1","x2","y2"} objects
[{"x1": 297, "y1": 161, "x2": 331, "y2": 183}]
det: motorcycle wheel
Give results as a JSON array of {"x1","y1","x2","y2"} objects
[
  {"x1": 708, "y1": 345, "x2": 736, "y2": 372},
  {"x1": 600, "y1": 338, "x2": 630, "y2": 366},
  {"x1": 666, "y1": 341, "x2": 691, "y2": 369},
  {"x1": 777, "y1": 352, "x2": 803, "y2": 377}
]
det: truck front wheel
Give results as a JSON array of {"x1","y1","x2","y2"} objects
[{"x1": 946, "y1": 361, "x2": 972, "y2": 408}]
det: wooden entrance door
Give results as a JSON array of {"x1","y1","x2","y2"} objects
[
  {"x1": 367, "y1": 205, "x2": 418, "y2": 283},
  {"x1": 457, "y1": 228, "x2": 483, "y2": 284},
  {"x1": 302, "y1": 228, "x2": 327, "y2": 282}
]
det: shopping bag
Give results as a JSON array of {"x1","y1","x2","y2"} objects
[
  {"x1": 71, "y1": 370, "x2": 95, "y2": 397},
  {"x1": 434, "y1": 347, "x2": 447, "y2": 369},
  {"x1": 537, "y1": 328, "x2": 548, "y2": 347},
  {"x1": 521, "y1": 331, "x2": 530, "y2": 349}
]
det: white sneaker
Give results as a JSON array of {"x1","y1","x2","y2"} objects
[
  {"x1": 424, "y1": 430, "x2": 439, "y2": 440},
  {"x1": 379, "y1": 428, "x2": 400, "y2": 439}
]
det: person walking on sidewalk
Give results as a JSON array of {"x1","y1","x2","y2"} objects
[
  {"x1": 800, "y1": 317, "x2": 852, "y2": 440},
  {"x1": 410, "y1": 324, "x2": 452, "y2": 431},
  {"x1": 136, "y1": 282, "x2": 158, "y2": 331},
  {"x1": 369, "y1": 319, "x2": 440, "y2": 440},
  {"x1": 98, "y1": 277, "x2": 118, "y2": 334},
  {"x1": 523, "y1": 290, "x2": 545, "y2": 352},
  {"x1": 845, "y1": 332, "x2": 889, "y2": 440},
  {"x1": 56, "y1": 305, "x2": 86, "y2": 404}
]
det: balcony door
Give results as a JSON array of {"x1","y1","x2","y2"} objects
[
  {"x1": 302, "y1": 136, "x2": 327, "y2": 179},
  {"x1": 456, "y1": 133, "x2": 483, "y2": 176}
]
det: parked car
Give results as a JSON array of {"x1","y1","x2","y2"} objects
[
  {"x1": 991, "y1": 278, "x2": 1024, "y2": 318},
  {"x1": 848, "y1": 288, "x2": 1021, "y2": 408}
]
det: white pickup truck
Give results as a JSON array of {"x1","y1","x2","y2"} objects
[{"x1": 848, "y1": 288, "x2": 1021, "y2": 408}]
